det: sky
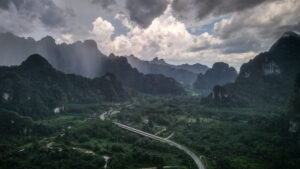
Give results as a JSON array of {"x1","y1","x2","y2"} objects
[{"x1": 0, "y1": 0, "x2": 299, "y2": 69}]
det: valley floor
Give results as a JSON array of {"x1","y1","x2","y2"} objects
[{"x1": 0, "y1": 96, "x2": 299, "y2": 169}]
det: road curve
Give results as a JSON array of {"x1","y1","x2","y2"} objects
[{"x1": 114, "y1": 122, "x2": 206, "y2": 169}]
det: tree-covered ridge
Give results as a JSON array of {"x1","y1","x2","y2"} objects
[
  {"x1": 0, "y1": 54, "x2": 128, "y2": 119},
  {"x1": 204, "y1": 32, "x2": 300, "y2": 106}
]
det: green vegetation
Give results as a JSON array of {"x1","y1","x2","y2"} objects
[
  {"x1": 287, "y1": 73, "x2": 300, "y2": 123},
  {"x1": 114, "y1": 96, "x2": 300, "y2": 169},
  {"x1": 208, "y1": 31, "x2": 300, "y2": 107},
  {"x1": 0, "y1": 104, "x2": 194, "y2": 169},
  {"x1": 0, "y1": 54, "x2": 128, "y2": 119}
]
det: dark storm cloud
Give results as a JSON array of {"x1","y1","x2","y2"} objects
[
  {"x1": 126, "y1": 0, "x2": 168, "y2": 28},
  {"x1": 277, "y1": 23, "x2": 300, "y2": 35},
  {"x1": 219, "y1": 38, "x2": 265, "y2": 54},
  {"x1": 172, "y1": 0, "x2": 276, "y2": 20},
  {"x1": 0, "y1": 0, "x2": 69, "y2": 29},
  {"x1": 30, "y1": 0, "x2": 68, "y2": 28},
  {"x1": 91, "y1": 0, "x2": 116, "y2": 8},
  {"x1": 0, "y1": 0, "x2": 24, "y2": 9}
]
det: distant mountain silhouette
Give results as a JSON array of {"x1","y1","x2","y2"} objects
[
  {"x1": 0, "y1": 33, "x2": 185, "y2": 95},
  {"x1": 105, "y1": 54, "x2": 185, "y2": 95},
  {"x1": 203, "y1": 31, "x2": 300, "y2": 106},
  {"x1": 175, "y1": 63, "x2": 209, "y2": 74},
  {"x1": 193, "y1": 62, "x2": 237, "y2": 90},
  {"x1": 126, "y1": 55, "x2": 208, "y2": 84},
  {"x1": 0, "y1": 33, "x2": 105, "y2": 77},
  {"x1": 150, "y1": 57, "x2": 168, "y2": 65}
]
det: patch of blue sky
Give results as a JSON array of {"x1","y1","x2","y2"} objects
[
  {"x1": 188, "y1": 15, "x2": 231, "y2": 35},
  {"x1": 110, "y1": 19, "x2": 131, "y2": 40}
]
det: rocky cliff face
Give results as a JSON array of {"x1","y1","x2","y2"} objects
[
  {"x1": 193, "y1": 62, "x2": 237, "y2": 90},
  {"x1": 203, "y1": 32, "x2": 300, "y2": 106},
  {"x1": 201, "y1": 85, "x2": 235, "y2": 106}
]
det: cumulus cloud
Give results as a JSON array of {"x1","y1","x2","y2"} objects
[
  {"x1": 111, "y1": 5, "x2": 208, "y2": 59},
  {"x1": 114, "y1": 13, "x2": 133, "y2": 29},
  {"x1": 125, "y1": 0, "x2": 168, "y2": 28},
  {"x1": 213, "y1": 0, "x2": 300, "y2": 53},
  {"x1": 91, "y1": 5, "x2": 251, "y2": 68},
  {"x1": 90, "y1": 17, "x2": 115, "y2": 54},
  {"x1": 56, "y1": 33, "x2": 74, "y2": 44}
]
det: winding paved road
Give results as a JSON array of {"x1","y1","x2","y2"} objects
[
  {"x1": 114, "y1": 122, "x2": 206, "y2": 169},
  {"x1": 100, "y1": 111, "x2": 205, "y2": 169}
]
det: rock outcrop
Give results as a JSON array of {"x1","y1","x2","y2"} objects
[{"x1": 193, "y1": 62, "x2": 237, "y2": 90}]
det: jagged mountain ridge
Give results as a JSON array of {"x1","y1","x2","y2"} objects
[
  {"x1": 174, "y1": 63, "x2": 209, "y2": 74},
  {"x1": 126, "y1": 55, "x2": 208, "y2": 84},
  {"x1": 0, "y1": 32, "x2": 185, "y2": 95},
  {"x1": 149, "y1": 57, "x2": 209, "y2": 74},
  {"x1": 104, "y1": 54, "x2": 186, "y2": 95},
  {"x1": 0, "y1": 33, "x2": 105, "y2": 78}
]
